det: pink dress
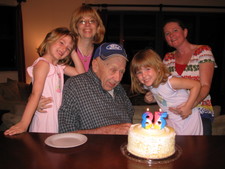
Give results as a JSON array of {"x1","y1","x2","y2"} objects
[{"x1": 27, "y1": 57, "x2": 65, "y2": 133}]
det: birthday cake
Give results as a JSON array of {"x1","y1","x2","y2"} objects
[{"x1": 127, "y1": 111, "x2": 176, "y2": 159}]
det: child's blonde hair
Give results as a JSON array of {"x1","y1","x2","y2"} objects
[
  {"x1": 70, "y1": 5, "x2": 105, "y2": 44},
  {"x1": 37, "y1": 27, "x2": 76, "y2": 65},
  {"x1": 130, "y1": 49, "x2": 170, "y2": 94}
]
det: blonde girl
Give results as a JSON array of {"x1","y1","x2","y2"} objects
[
  {"x1": 4, "y1": 27, "x2": 85, "y2": 135},
  {"x1": 130, "y1": 49, "x2": 203, "y2": 135}
]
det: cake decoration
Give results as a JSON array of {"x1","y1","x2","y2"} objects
[
  {"x1": 127, "y1": 108, "x2": 176, "y2": 159},
  {"x1": 141, "y1": 108, "x2": 168, "y2": 130},
  {"x1": 141, "y1": 108, "x2": 153, "y2": 129}
]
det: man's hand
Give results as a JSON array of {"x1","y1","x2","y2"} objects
[
  {"x1": 144, "y1": 92, "x2": 155, "y2": 104},
  {"x1": 75, "y1": 123, "x2": 132, "y2": 135},
  {"x1": 37, "y1": 96, "x2": 53, "y2": 112}
]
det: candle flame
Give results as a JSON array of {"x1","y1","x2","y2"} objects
[
  {"x1": 147, "y1": 108, "x2": 149, "y2": 111},
  {"x1": 159, "y1": 108, "x2": 162, "y2": 112}
]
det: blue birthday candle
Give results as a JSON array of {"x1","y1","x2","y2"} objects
[{"x1": 141, "y1": 108, "x2": 153, "y2": 129}]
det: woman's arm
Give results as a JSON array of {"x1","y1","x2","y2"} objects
[
  {"x1": 169, "y1": 77, "x2": 201, "y2": 119},
  {"x1": 194, "y1": 62, "x2": 214, "y2": 107}
]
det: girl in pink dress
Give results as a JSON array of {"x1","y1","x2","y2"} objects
[
  {"x1": 4, "y1": 27, "x2": 85, "y2": 135},
  {"x1": 130, "y1": 49, "x2": 203, "y2": 135}
]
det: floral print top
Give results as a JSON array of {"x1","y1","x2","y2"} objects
[{"x1": 163, "y1": 45, "x2": 217, "y2": 120}]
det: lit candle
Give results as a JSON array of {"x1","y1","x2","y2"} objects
[
  {"x1": 141, "y1": 108, "x2": 153, "y2": 129},
  {"x1": 154, "y1": 111, "x2": 168, "y2": 130}
]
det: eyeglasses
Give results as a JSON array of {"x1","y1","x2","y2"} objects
[{"x1": 78, "y1": 19, "x2": 97, "y2": 25}]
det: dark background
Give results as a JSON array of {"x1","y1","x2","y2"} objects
[{"x1": 102, "y1": 10, "x2": 225, "y2": 113}]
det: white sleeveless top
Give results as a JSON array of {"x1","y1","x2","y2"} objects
[{"x1": 147, "y1": 76, "x2": 203, "y2": 135}]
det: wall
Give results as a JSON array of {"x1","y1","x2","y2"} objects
[
  {"x1": 21, "y1": 0, "x2": 83, "y2": 83},
  {"x1": 21, "y1": 0, "x2": 225, "y2": 83}
]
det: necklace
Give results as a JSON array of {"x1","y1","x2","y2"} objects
[{"x1": 78, "y1": 48, "x2": 93, "y2": 62}]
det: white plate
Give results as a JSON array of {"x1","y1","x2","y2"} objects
[{"x1": 44, "y1": 133, "x2": 88, "y2": 148}]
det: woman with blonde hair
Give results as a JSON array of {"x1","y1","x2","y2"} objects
[{"x1": 70, "y1": 4, "x2": 105, "y2": 71}]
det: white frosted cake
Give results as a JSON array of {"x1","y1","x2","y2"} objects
[{"x1": 127, "y1": 124, "x2": 176, "y2": 159}]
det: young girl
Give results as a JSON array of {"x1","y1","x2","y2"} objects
[
  {"x1": 4, "y1": 27, "x2": 85, "y2": 135},
  {"x1": 130, "y1": 49, "x2": 203, "y2": 135},
  {"x1": 37, "y1": 5, "x2": 105, "y2": 111}
]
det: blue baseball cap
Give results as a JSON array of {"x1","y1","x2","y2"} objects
[{"x1": 93, "y1": 42, "x2": 128, "y2": 61}]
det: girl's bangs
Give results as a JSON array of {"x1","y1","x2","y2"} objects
[{"x1": 133, "y1": 58, "x2": 150, "y2": 73}]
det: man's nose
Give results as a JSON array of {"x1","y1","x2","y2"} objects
[{"x1": 114, "y1": 71, "x2": 122, "y2": 82}]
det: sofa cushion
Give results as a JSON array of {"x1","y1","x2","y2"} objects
[
  {"x1": 212, "y1": 115, "x2": 225, "y2": 135},
  {"x1": 0, "y1": 79, "x2": 21, "y2": 101},
  {"x1": 17, "y1": 81, "x2": 31, "y2": 101}
]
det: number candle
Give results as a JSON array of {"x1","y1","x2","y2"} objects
[
  {"x1": 154, "y1": 111, "x2": 168, "y2": 130},
  {"x1": 141, "y1": 108, "x2": 153, "y2": 129}
]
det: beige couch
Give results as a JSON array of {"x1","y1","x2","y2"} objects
[
  {"x1": 0, "y1": 78, "x2": 31, "y2": 130},
  {"x1": 212, "y1": 105, "x2": 225, "y2": 135}
]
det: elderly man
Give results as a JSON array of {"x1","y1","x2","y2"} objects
[{"x1": 58, "y1": 42, "x2": 134, "y2": 134}]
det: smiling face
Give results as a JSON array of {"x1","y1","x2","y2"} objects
[
  {"x1": 76, "y1": 16, "x2": 98, "y2": 40},
  {"x1": 47, "y1": 35, "x2": 74, "y2": 64},
  {"x1": 70, "y1": 5, "x2": 105, "y2": 44},
  {"x1": 163, "y1": 21, "x2": 188, "y2": 49},
  {"x1": 136, "y1": 66, "x2": 158, "y2": 87},
  {"x1": 130, "y1": 49, "x2": 170, "y2": 93},
  {"x1": 92, "y1": 55, "x2": 126, "y2": 91}
]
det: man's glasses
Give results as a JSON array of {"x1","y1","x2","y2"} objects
[{"x1": 78, "y1": 19, "x2": 97, "y2": 25}]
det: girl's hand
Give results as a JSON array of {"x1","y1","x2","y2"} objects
[
  {"x1": 65, "y1": 49, "x2": 85, "y2": 76},
  {"x1": 4, "y1": 122, "x2": 28, "y2": 136},
  {"x1": 71, "y1": 49, "x2": 78, "y2": 59},
  {"x1": 144, "y1": 92, "x2": 155, "y2": 104}
]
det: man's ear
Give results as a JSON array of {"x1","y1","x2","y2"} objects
[{"x1": 92, "y1": 59, "x2": 98, "y2": 73}]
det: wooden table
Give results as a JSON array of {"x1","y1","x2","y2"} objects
[{"x1": 0, "y1": 132, "x2": 225, "y2": 169}]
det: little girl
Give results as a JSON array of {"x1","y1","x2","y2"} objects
[
  {"x1": 130, "y1": 49, "x2": 203, "y2": 135},
  {"x1": 4, "y1": 27, "x2": 85, "y2": 135}
]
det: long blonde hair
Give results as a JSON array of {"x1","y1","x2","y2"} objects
[
  {"x1": 130, "y1": 49, "x2": 170, "y2": 94},
  {"x1": 70, "y1": 5, "x2": 105, "y2": 44},
  {"x1": 37, "y1": 27, "x2": 76, "y2": 65}
]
